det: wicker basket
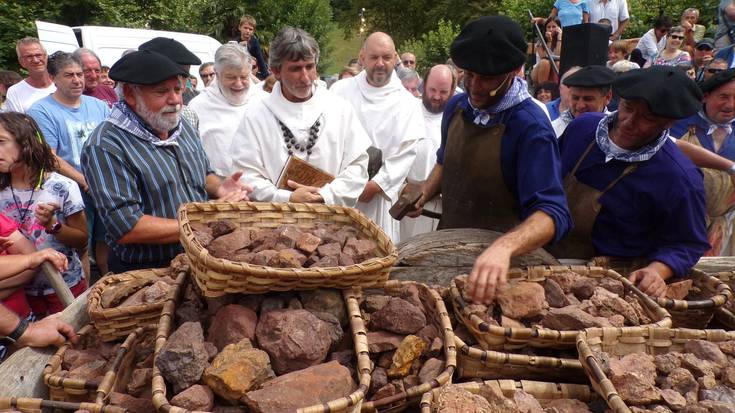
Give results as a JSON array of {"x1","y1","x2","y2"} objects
[
  {"x1": 590, "y1": 258, "x2": 733, "y2": 328},
  {"x1": 357, "y1": 281, "x2": 457, "y2": 413},
  {"x1": 179, "y1": 202, "x2": 398, "y2": 296},
  {"x1": 88, "y1": 268, "x2": 187, "y2": 342},
  {"x1": 419, "y1": 379, "x2": 596, "y2": 413},
  {"x1": 0, "y1": 398, "x2": 127, "y2": 413},
  {"x1": 712, "y1": 270, "x2": 735, "y2": 328},
  {"x1": 43, "y1": 324, "x2": 149, "y2": 405},
  {"x1": 450, "y1": 265, "x2": 671, "y2": 351},
  {"x1": 151, "y1": 281, "x2": 371, "y2": 413},
  {"x1": 577, "y1": 327, "x2": 735, "y2": 413}
]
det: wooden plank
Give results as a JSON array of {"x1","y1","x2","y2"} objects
[
  {"x1": 695, "y1": 257, "x2": 735, "y2": 274},
  {"x1": 0, "y1": 290, "x2": 89, "y2": 398}
]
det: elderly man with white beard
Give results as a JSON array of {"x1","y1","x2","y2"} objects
[
  {"x1": 82, "y1": 50, "x2": 251, "y2": 273},
  {"x1": 189, "y1": 43, "x2": 264, "y2": 177},
  {"x1": 230, "y1": 27, "x2": 371, "y2": 207}
]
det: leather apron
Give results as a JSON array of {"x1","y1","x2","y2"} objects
[
  {"x1": 439, "y1": 105, "x2": 520, "y2": 231},
  {"x1": 546, "y1": 141, "x2": 638, "y2": 259}
]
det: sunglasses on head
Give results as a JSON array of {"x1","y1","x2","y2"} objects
[{"x1": 669, "y1": 35, "x2": 684, "y2": 40}]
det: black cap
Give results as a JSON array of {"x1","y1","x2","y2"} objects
[
  {"x1": 562, "y1": 65, "x2": 616, "y2": 87},
  {"x1": 613, "y1": 66, "x2": 702, "y2": 119},
  {"x1": 695, "y1": 38, "x2": 715, "y2": 51},
  {"x1": 139, "y1": 37, "x2": 202, "y2": 66},
  {"x1": 450, "y1": 16, "x2": 526, "y2": 76},
  {"x1": 700, "y1": 68, "x2": 735, "y2": 94},
  {"x1": 108, "y1": 50, "x2": 189, "y2": 85}
]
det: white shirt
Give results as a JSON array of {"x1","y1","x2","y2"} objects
[
  {"x1": 3, "y1": 80, "x2": 56, "y2": 113},
  {"x1": 636, "y1": 29, "x2": 667, "y2": 65},
  {"x1": 587, "y1": 0, "x2": 630, "y2": 34},
  {"x1": 230, "y1": 81, "x2": 371, "y2": 206}
]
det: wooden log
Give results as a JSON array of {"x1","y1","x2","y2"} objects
[
  {"x1": 695, "y1": 257, "x2": 735, "y2": 274},
  {"x1": 0, "y1": 290, "x2": 89, "y2": 398},
  {"x1": 41, "y1": 262, "x2": 74, "y2": 308}
]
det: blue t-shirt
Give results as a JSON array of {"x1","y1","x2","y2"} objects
[
  {"x1": 28, "y1": 95, "x2": 110, "y2": 172},
  {"x1": 555, "y1": 0, "x2": 589, "y2": 27}
]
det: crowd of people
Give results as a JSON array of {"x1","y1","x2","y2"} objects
[{"x1": 0, "y1": 4, "x2": 734, "y2": 355}]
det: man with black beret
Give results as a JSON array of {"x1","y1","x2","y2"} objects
[
  {"x1": 412, "y1": 15, "x2": 573, "y2": 305},
  {"x1": 81, "y1": 50, "x2": 250, "y2": 273},
  {"x1": 554, "y1": 66, "x2": 709, "y2": 297},
  {"x1": 139, "y1": 37, "x2": 202, "y2": 105},
  {"x1": 552, "y1": 65, "x2": 615, "y2": 137}
]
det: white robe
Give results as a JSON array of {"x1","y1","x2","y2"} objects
[
  {"x1": 400, "y1": 101, "x2": 443, "y2": 241},
  {"x1": 330, "y1": 71, "x2": 423, "y2": 243},
  {"x1": 188, "y1": 82, "x2": 264, "y2": 176},
  {"x1": 230, "y1": 81, "x2": 371, "y2": 206}
]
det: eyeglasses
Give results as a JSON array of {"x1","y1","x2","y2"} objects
[
  {"x1": 402, "y1": 60, "x2": 415, "y2": 65},
  {"x1": 707, "y1": 68, "x2": 725, "y2": 74},
  {"x1": 669, "y1": 35, "x2": 685, "y2": 40},
  {"x1": 22, "y1": 53, "x2": 45, "y2": 61},
  {"x1": 200, "y1": 73, "x2": 215, "y2": 78}
]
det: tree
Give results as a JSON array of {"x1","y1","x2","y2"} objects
[{"x1": 400, "y1": 19, "x2": 461, "y2": 74}]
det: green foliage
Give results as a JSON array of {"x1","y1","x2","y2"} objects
[{"x1": 400, "y1": 19, "x2": 461, "y2": 74}]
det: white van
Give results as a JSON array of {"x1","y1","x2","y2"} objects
[{"x1": 35, "y1": 21, "x2": 221, "y2": 88}]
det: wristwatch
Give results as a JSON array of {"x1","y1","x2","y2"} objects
[
  {"x1": 46, "y1": 221, "x2": 62, "y2": 235},
  {"x1": 0, "y1": 317, "x2": 29, "y2": 346}
]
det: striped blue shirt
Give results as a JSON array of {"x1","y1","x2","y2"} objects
[{"x1": 81, "y1": 104, "x2": 211, "y2": 265}]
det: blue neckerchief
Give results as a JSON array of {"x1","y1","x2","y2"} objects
[
  {"x1": 596, "y1": 111, "x2": 669, "y2": 163},
  {"x1": 468, "y1": 76, "x2": 532, "y2": 126},
  {"x1": 107, "y1": 101, "x2": 181, "y2": 147}
]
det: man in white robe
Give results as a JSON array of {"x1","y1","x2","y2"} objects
[
  {"x1": 230, "y1": 27, "x2": 370, "y2": 206},
  {"x1": 189, "y1": 43, "x2": 265, "y2": 176},
  {"x1": 330, "y1": 32, "x2": 423, "y2": 242},
  {"x1": 400, "y1": 64, "x2": 456, "y2": 240}
]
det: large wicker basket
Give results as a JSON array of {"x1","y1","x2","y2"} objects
[
  {"x1": 450, "y1": 265, "x2": 671, "y2": 351},
  {"x1": 419, "y1": 379, "x2": 596, "y2": 413},
  {"x1": 43, "y1": 324, "x2": 149, "y2": 405},
  {"x1": 88, "y1": 268, "x2": 187, "y2": 342},
  {"x1": 357, "y1": 281, "x2": 457, "y2": 413},
  {"x1": 577, "y1": 327, "x2": 735, "y2": 413},
  {"x1": 712, "y1": 270, "x2": 735, "y2": 328},
  {"x1": 0, "y1": 398, "x2": 127, "y2": 413},
  {"x1": 151, "y1": 279, "x2": 372, "y2": 413},
  {"x1": 179, "y1": 202, "x2": 398, "y2": 296},
  {"x1": 590, "y1": 257, "x2": 733, "y2": 328}
]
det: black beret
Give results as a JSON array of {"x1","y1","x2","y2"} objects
[
  {"x1": 450, "y1": 15, "x2": 526, "y2": 76},
  {"x1": 613, "y1": 66, "x2": 702, "y2": 119},
  {"x1": 109, "y1": 50, "x2": 189, "y2": 85},
  {"x1": 699, "y1": 68, "x2": 735, "y2": 94},
  {"x1": 139, "y1": 37, "x2": 202, "y2": 66},
  {"x1": 562, "y1": 65, "x2": 616, "y2": 87}
]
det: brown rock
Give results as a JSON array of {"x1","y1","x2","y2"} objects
[
  {"x1": 126, "y1": 368, "x2": 152, "y2": 397},
  {"x1": 204, "y1": 342, "x2": 218, "y2": 361},
  {"x1": 433, "y1": 385, "x2": 493, "y2": 413},
  {"x1": 317, "y1": 242, "x2": 342, "y2": 257},
  {"x1": 544, "y1": 278, "x2": 570, "y2": 308},
  {"x1": 210, "y1": 220, "x2": 237, "y2": 238},
  {"x1": 287, "y1": 297, "x2": 303, "y2": 309},
  {"x1": 256, "y1": 309, "x2": 332, "y2": 375},
  {"x1": 699, "y1": 374, "x2": 718, "y2": 390},
  {"x1": 427, "y1": 337, "x2": 444, "y2": 358},
  {"x1": 684, "y1": 339, "x2": 729, "y2": 367},
  {"x1": 63, "y1": 349, "x2": 106, "y2": 371},
  {"x1": 109, "y1": 392, "x2": 154, "y2": 413},
  {"x1": 666, "y1": 279, "x2": 693, "y2": 300},
  {"x1": 660, "y1": 389, "x2": 687, "y2": 410},
  {"x1": 203, "y1": 339, "x2": 275, "y2": 403},
  {"x1": 212, "y1": 407, "x2": 247, "y2": 413},
  {"x1": 249, "y1": 249, "x2": 278, "y2": 266},
  {"x1": 269, "y1": 249, "x2": 307, "y2": 268},
  {"x1": 496, "y1": 282, "x2": 548, "y2": 320},
  {"x1": 367, "y1": 330, "x2": 405, "y2": 353},
  {"x1": 155, "y1": 321, "x2": 209, "y2": 393},
  {"x1": 300, "y1": 289, "x2": 347, "y2": 326},
  {"x1": 722, "y1": 366, "x2": 735, "y2": 388},
  {"x1": 655, "y1": 353, "x2": 683, "y2": 374},
  {"x1": 540, "y1": 306, "x2": 612, "y2": 330},
  {"x1": 118, "y1": 288, "x2": 148, "y2": 307},
  {"x1": 260, "y1": 295, "x2": 287, "y2": 313},
  {"x1": 343, "y1": 237, "x2": 378, "y2": 261},
  {"x1": 513, "y1": 390, "x2": 544, "y2": 413},
  {"x1": 310, "y1": 311, "x2": 344, "y2": 350},
  {"x1": 718, "y1": 340, "x2": 735, "y2": 356},
  {"x1": 625, "y1": 295, "x2": 654, "y2": 325},
  {"x1": 543, "y1": 399, "x2": 592, "y2": 413},
  {"x1": 171, "y1": 385, "x2": 215, "y2": 411},
  {"x1": 250, "y1": 230, "x2": 278, "y2": 252},
  {"x1": 142, "y1": 280, "x2": 172, "y2": 303},
  {"x1": 546, "y1": 271, "x2": 580, "y2": 293},
  {"x1": 361, "y1": 295, "x2": 391, "y2": 313},
  {"x1": 68, "y1": 359, "x2": 108, "y2": 380},
  {"x1": 310, "y1": 255, "x2": 340, "y2": 267},
  {"x1": 369, "y1": 297, "x2": 427, "y2": 335},
  {"x1": 476, "y1": 384, "x2": 521, "y2": 413},
  {"x1": 681, "y1": 353, "x2": 720, "y2": 378},
  {"x1": 243, "y1": 361, "x2": 357, "y2": 413},
  {"x1": 699, "y1": 384, "x2": 735, "y2": 405},
  {"x1": 208, "y1": 304, "x2": 258, "y2": 351},
  {"x1": 661, "y1": 367, "x2": 699, "y2": 396},
  {"x1": 571, "y1": 277, "x2": 597, "y2": 300},
  {"x1": 607, "y1": 314, "x2": 625, "y2": 327},
  {"x1": 609, "y1": 353, "x2": 660, "y2": 405},
  {"x1": 388, "y1": 335, "x2": 426, "y2": 378},
  {"x1": 194, "y1": 230, "x2": 214, "y2": 247},
  {"x1": 589, "y1": 287, "x2": 639, "y2": 325},
  {"x1": 599, "y1": 277, "x2": 625, "y2": 296},
  {"x1": 501, "y1": 316, "x2": 526, "y2": 330},
  {"x1": 276, "y1": 225, "x2": 303, "y2": 248},
  {"x1": 370, "y1": 367, "x2": 389, "y2": 394},
  {"x1": 698, "y1": 400, "x2": 735, "y2": 413},
  {"x1": 371, "y1": 383, "x2": 399, "y2": 401},
  {"x1": 296, "y1": 232, "x2": 321, "y2": 254},
  {"x1": 209, "y1": 228, "x2": 252, "y2": 259},
  {"x1": 418, "y1": 357, "x2": 444, "y2": 383}
]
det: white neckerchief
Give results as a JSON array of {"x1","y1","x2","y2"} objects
[
  {"x1": 263, "y1": 81, "x2": 327, "y2": 139},
  {"x1": 354, "y1": 70, "x2": 405, "y2": 105},
  {"x1": 700, "y1": 111, "x2": 734, "y2": 137}
]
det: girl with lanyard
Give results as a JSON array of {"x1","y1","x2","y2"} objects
[{"x1": 0, "y1": 113, "x2": 87, "y2": 317}]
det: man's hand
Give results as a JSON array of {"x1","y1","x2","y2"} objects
[
  {"x1": 16, "y1": 314, "x2": 78, "y2": 348},
  {"x1": 34, "y1": 202, "x2": 60, "y2": 229},
  {"x1": 287, "y1": 180, "x2": 324, "y2": 203},
  {"x1": 216, "y1": 171, "x2": 252, "y2": 202},
  {"x1": 359, "y1": 181, "x2": 383, "y2": 203},
  {"x1": 29, "y1": 249, "x2": 68, "y2": 273},
  {"x1": 467, "y1": 244, "x2": 513, "y2": 305},
  {"x1": 628, "y1": 267, "x2": 667, "y2": 298}
]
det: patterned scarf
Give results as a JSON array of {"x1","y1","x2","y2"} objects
[
  {"x1": 107, "y1": 101, "x2": 181, "y2": 147},
  {"x1": 595, "y1": 111, "x2": 669, "y2": 163},
  {"x1": 469, "y1": 77, "x2": 532, "y2": 126},
  {"x1": 700, "y1": 111, "x2": 734, "y2": 137}
]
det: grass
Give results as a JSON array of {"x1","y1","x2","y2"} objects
[{"x1": 322, "y1": 27, "x2": 363, "y2": 76}]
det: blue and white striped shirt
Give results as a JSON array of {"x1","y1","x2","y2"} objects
[{"x1": 81, "y1": 102, "x2": 211, "y2": 265}]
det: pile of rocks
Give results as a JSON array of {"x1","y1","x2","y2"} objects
[
  {"x1": 155, "y1": 286, "x2": 359, "y2": 412},
  {"x1": 599, "y1": 340, "x2": 735, "y2": 412},
  {"x1": 428, "y1": 382, "x2": 598, "y2": 413},
  {"x1": 99, "y1": 273, "x2": 176, "y2": 309},
  {"x1": 456, "y1": 271, "x2": 669, "y2": 332},
  {"x1": 360, "y1": 284, "x2": 447, "y2": 403},
  {"x1": 192, "y1": 221, "x2": 379, "y2": 268}
]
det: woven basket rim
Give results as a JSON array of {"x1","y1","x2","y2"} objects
[
  {"x1": 653, "y1": 269, "x2": 733, "y2": 310},
  {"x1": 0, "y1": 397, "x2": 128, "y2": 413},
  {"x1": 87, "y1": 267, "x2": 176, "y2": 318}
]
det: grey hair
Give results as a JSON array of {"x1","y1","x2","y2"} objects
[
  {"x1": 669, "y1": 25, "x2": 685, "y2": 36},
  {"x1": 683, "y1": 8, "x2": 699, "y2": 17},
  {"x1": 611, "y1": 60, "x2": 640, "y2": 74},
  {"x1": 396, "y1": 67, "x2": 419, "y2": 82},
  {"x1": 72, "y1": 48, "x2": 101, "y2": 66},
  {"x1": 199, "y1": 62, "x2": 214, "y2": 74},
  {"x1": 268, "y1": 26, "x2": 320, "y2": 70},
  {"x1": 47, "y1": 52, "x2": 83, "y2": 76},
  {"x1": 15, "y1": 37, "x2": 45, "y2": 58},
  {"x1": 214, "y1": 43, "x2": 252, "y2": 73}
]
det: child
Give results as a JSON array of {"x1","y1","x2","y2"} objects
[
  {"x1": 0, "y1": 112, "x2": 87, "y2": 317},
  {"x1": 236, "y1": 15, "x2": 269, "y2": 80}
]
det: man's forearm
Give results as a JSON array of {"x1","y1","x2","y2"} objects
[
  {"x1": 491, "y1": 210, "x2": 556, "y2": 257},
  {"x1": 676, "y1": 140, "x2": 734, "y2": 170},
  {"x1": 53, "y1": 154, "x2": 86, "y2": 190},
  {"x1": 0, "y1": 305, "x2": 20, "y2": 336},
  {"x1": 614, "y1": 20, "x2": 629, "y2": 38},
  {"x1": 118, "y1": 215, "x2": 180, "y2": 244},
  {"x1": 422, "y1": 164, "x2": 443, "y2": 201}
]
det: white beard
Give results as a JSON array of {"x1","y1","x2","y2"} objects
[
  {"x1": 134, "y1": 93, "x2": 181, "y2": 132},
  {"x1": 218, "y1": 81, "x2": 250, "y2": 106}
]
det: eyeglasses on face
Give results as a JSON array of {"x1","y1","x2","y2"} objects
[
  {"x1": 200, "y1": 73, "x2": 215, "y2": 78},
  {"x1": 669, "y1": 35, "x2": 685, "y2": 40},
  {"x1": 707, "y1": 68, "x2": 725, "y2": 74},
  {"x1": 22, "y1": 53, "x2": 45, "y2": 61},
  {"x1": 402, "y1": 60, "x2": 415, "y2": 65}
]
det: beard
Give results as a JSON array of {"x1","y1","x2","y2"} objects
[
  {"x1": 422, "y1": 95, "x2": 446, "y2": 114},
  {"x1": 218, "y1": 81, "x2": 249, "y2": 106},
  {"x1": 134, "y1": 93, "x2": 181, "y2": 132}
]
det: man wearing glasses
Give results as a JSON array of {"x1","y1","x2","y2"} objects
[
  {"x1": 3, "y1": 37, "x2": 56, "y2": 113},
  {"x1": 199, "y1": 62, "x2": 216, "y2": 87},
  {"x1": 704, "y1": 59, "x2": 729, "y2": 81},
  {"x1": 400, "y1": 52, "x2": 417, "y2": 70}
]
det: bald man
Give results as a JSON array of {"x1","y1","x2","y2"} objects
[
  {"x1": 401, "y1": 65, "x2": 456, "y2": 239},
  {"x1": 331, "y1": 32, "x2": 423, "y2": 242},
  {"x1": 401, "y1": 52, "x2": 417, "y2": 70}
]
